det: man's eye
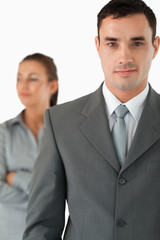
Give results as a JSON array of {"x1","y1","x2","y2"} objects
[
  {"x1": 132, "y1": 42, "x2": 144, "y2": 47},
  {"x1": 108, "y1": 42, "x2": 118, "y2": 47}
]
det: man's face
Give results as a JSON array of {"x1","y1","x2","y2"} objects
[{"x1": 95, "y1": 14, "x2": 160, "y2": 99}]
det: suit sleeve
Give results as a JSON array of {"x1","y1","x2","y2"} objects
[{"x1": 23, "y1": 109, "x2": 66, "y2": 240}]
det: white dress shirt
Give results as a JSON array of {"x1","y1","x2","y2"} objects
[{"x1": 102, "y1": 82, "x2": 149, "y2": 151}]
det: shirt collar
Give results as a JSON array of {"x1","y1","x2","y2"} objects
[
  {"x1": 8, "y1": 110, "x2": 44, "y2": 143},
  {"x1": 102, "y1": 82, "x2": 149, "y2": 121},
  {"x1": 8, "y1": 110, "x2": 25, "y2": 126}
]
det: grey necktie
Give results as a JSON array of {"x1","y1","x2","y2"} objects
[{"x1": 112, "y1": 105, "x2": 129, "y2": 165}]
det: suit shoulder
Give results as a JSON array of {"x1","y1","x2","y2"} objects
[
  {"x1": 48, "y1": 92, "x2": 92, "y2": 117},
  {"x1": 46, "y1": 84, "x2": 103, "y2": 127},
  {"x1": 45, "y1": 92, "x2": 94, "y2": 130}
]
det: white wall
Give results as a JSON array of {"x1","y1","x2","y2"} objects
[{"x1": 0, "y1": 0, "x2": 159, "y2": 123}]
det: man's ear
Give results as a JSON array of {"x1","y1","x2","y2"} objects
[
  {"x1": 95, "y1": 36, "x2": 100, "y2": 54},
  {"x1": 153, "y1": 36, "x2": 160, "y2": 59},
  {"x1": 50, "y1": 80, "x2": 58, "y2": 94}
]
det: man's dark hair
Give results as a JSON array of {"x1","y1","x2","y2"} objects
[
  {"x1": 21, "y1": 53, "x2": 58, "y2": 106},
  {"x1": 97, "y1": 0, "x2": 157, "y2": 43}
]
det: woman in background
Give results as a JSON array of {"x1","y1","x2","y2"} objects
[{"x1": 0, "y1": 53, "x2": 58, "y2": 240}]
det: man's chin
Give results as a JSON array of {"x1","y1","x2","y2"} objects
[{"x1": 114, "y1": 79, "x2": 139, "y2": 91}]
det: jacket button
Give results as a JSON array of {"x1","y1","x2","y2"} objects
[
  {"x1": 116, "y1": 219, "x2": 126, "y2": 227},
  {"x1": 118, "y1": 178, "x2": 127, "y2": 185}
]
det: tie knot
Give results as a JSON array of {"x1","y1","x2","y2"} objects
[{"x1": 115, "y1": 105, "x2": 128, "y2": 118}]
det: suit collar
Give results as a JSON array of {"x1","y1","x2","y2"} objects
[
  {"x1": 81, "y1": 83, "x2": 104, "y2": 117},
  {"x1": 81, "y1": 83, "x2": 121, "y2": 172},
  {"x1": 122, "y1": 86, "x2": 160, "y2": 172},
  {"x1": 80, "y1": 84, "x2": 160, "y2": 173}
]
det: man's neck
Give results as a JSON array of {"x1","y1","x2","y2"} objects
[{"x1": 105, "y1": 82, "x2": 148, "y2": 103}]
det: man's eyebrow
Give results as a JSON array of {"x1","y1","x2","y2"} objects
[
  {"x1": 104, "y1": 36, "x2": 146, "y2": 42},
  {"x1": 104, "y1": 37, "x2": 119, "y2": 41},
  {"x1": 130, "y1": 36, "x2": 146, "y2": 41}
]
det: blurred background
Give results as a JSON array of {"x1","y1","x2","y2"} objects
[{"x1": 0, "y1": 0, "x2": 159, "y2": 123}]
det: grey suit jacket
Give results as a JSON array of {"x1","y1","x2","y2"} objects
[{"x1": 23, "y1": 84, "x2": 160, "y2": 240}]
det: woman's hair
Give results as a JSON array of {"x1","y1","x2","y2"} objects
[
  {"x1": 97, "y1": 0, "x2": 157, "y2": 43},
  {"x1": 21, "y1": 53, "x2": 58, "y2": 106}
]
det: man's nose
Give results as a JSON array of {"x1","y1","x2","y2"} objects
[{"x1": 118, "y1": 46, "x2": 133, "y2": 65}]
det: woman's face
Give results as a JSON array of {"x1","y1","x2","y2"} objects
[{"x1": 16, "y1": 60, "x2": 56, "y2": 109}]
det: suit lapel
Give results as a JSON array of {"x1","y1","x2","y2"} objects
[
  {"x1": 80, "y1": 84, "x2": 121, "y2": 172},
  {"x1": 80, "y1": 84, "x2": 160, "y2": 173},
  {"x1": 122, "y1": 87, "x2": 160, "y2": 172}
]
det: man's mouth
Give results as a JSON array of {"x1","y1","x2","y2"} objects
[{"x1": 114, "y1": 69, "x2": 137, "y2": 76}]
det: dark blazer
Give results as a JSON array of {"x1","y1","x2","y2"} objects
[{"x1": 23, "y1": 84, "x2": 160, "y2": 240}]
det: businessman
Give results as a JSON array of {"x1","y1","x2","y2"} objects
[{"x1": 23, "y1": 0, "x2": 160, "y2": 239}]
